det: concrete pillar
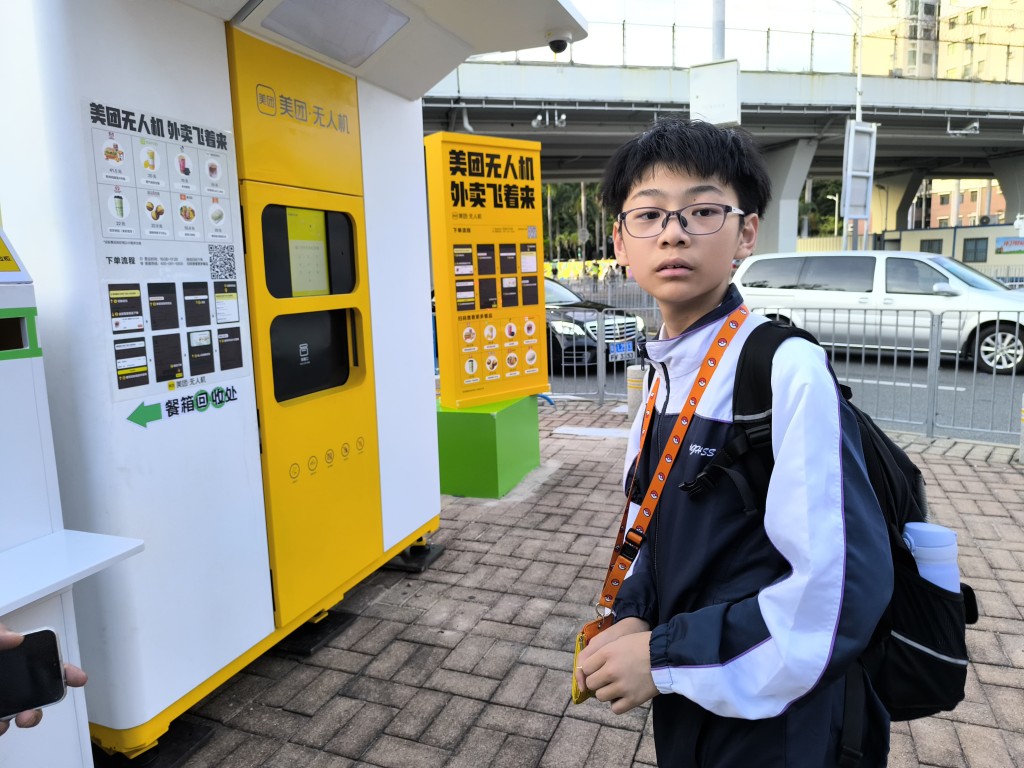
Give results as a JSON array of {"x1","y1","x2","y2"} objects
[
  {"x1": 757, "y1": 138, "x2": 818, "y2": 254},
  {"x1": 990, "y1": 156, "x2": 1024, "y2": 223},
  {"x1": 874, "y1": 171, "x2": 925, "y2": 233}
]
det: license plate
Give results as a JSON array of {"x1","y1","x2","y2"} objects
[{"x1": 608, "y1": 341, "x2": 635, "y2": 362}]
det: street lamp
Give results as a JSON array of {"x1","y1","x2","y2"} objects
[
  {"x1": 831, "y1": 0, "x2": 863, "y2": 122},
  {"x1": 826, "y1": 193, "x2": 840, "y2": 237}
]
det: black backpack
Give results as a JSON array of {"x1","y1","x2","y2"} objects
[{"x1": 682, "y1": 321, "x2": 979, "y2": 766}]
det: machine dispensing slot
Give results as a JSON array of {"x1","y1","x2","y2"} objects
[
  {"x1": 0, "y1": 316, "x2": 26, "y2": 351},
  {"x1": 269, "y1": 310, "x2": 351, "y2": 402}
]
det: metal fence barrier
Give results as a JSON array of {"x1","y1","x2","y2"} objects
[{"x1": 545, "y1": 303, "x2": 1023, "y2": 447}]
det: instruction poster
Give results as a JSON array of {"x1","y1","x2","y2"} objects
[
  {"x1": 85, "y1": 100, "x2": 249, "y2": 420},
  {"x1": 425, "y1": 132, "x2": 548, "y2": 409}
]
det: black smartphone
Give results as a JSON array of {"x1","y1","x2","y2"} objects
[{"x1": 0, "y1": 628, "x2": 67, "y2": 720}]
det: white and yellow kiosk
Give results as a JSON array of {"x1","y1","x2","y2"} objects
[
  {"x1": 0, "y1": 229, "x2": 142, "y2": 767},
  {"x1": 0, "y1": 0, "x2": 586, "y2": 761}
]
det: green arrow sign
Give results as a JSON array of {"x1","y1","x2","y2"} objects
[{"x1": 128, "y1": 401, "x2": 162, "y2": 428}]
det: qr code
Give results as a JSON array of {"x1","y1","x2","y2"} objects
[
  {"x1": 527, "y1": 225, "x2": 537, "y2": 239},
  {"x1": 209, "y1": 244, "x2": 236, "y2": 279}
]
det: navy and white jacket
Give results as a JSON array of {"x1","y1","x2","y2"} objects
[{"x1": 614, "y1": 287, "x2": 893, "y2": 722}]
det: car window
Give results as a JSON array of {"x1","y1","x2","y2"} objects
[
  {"x1": 544, "y1": 278, "x2": 583, "y2": 305},
  {"x1": 799, "y1": 256, "x2": 874, "y2": 292},
  {"x1": 929, "y1": 255, "x2": 1013, "y2": 292},
  {"x1": 738, "y1": 257, "x2": 804, "y2": 289},
  {"x1": 886, "y1": 258, "x2": 945, "y2": 295}
]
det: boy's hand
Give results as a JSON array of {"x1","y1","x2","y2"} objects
[{"x1": 575, "y1": 617, "x2": 658, "y2": 713}]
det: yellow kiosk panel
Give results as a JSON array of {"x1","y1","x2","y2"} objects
[
  {"x1": 227, "y1": 28, "x2": 362, "y2": 197},
  {"x1": 242, "y1": 180, "x2": 382, "y2": 628}
]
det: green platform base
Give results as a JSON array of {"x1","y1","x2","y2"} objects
[{"x1": 437, "y1": 396, "x2": 540, "y2": 498}]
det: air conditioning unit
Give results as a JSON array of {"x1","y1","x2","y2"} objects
[
  {"x1": 891, "y1": 68, "x2": 904, "y2": 77},
  {"x1": 980, "y1": 215, "x2": 992, "y2": 225}
]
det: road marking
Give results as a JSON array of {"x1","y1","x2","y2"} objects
[
  {"x1": 842, "y1": 377, "x2": 967, "y2": 392},
  {"x1": 554, "y1": 426, "x2": 631, "y2": 438}
]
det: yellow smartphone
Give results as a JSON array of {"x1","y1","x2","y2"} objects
[{"x1": 571, "y1": 630, "x2": 593, "y2": 704}]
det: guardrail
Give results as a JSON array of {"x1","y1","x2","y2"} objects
[{"x1": 546, "y1": 305, "x2": 1023, "y2": 447}]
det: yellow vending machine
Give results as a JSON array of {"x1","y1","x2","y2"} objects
[{"x1": 228, "y1": 29, "x2": 436, "y2": 630}]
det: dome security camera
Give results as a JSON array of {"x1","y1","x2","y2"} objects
[{"x1": 546, "y1": 30, "x2": 572, "y2": 54}]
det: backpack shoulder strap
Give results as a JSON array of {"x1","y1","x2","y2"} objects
[{"x1": 681, "y1": 321, "x2": 822, "y2": 514}]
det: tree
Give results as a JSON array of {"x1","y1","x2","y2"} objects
[{"x1": 544, "y1": 181, "x2": 614, "y2": 260}]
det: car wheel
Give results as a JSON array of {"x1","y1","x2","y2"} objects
[{"x1": 974, "y1": 323, "x2": 1024, "y2": 375}]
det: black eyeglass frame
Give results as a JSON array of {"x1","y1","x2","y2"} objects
[{"x1": 616, "y1": 203, "x2": 746, "y2": 238}]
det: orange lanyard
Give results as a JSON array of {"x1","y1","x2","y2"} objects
[{"x1": 594, "y1": 306, "x2": 749, "y2": 623}]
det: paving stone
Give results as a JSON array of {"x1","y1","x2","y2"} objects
[
  {"x1": 285, "y1": 669, "x2": 352, "y2": 717},
  {"x1": 470, "y1": 619, "x2": 538, "y2": 644},
  {"x1": 473, "y1": 639, "x2": 526, "y2": 679},
  {"x1": 175, "y1": 401, "x2": 1024, "y2": 768},
  {"x1": 343, "y1": 675, "x2": 418, "y2": 708},
  {"x1": 391, "y1": 643, "x2": 451, "y2": 687},
  {"x1": 359, "y1": 734, "x2": 448, "y2": 768},
  {"x1": 259, "y1": 664, "x2": 321, "y2": 708},
  {"x1": 324, "y1": 701, "x2": 399, "y2": 759},
  {"x1": 477, "y1": 703, "x2": 561, "y2": 740},
  {"x1": 180, "y1": 725, "x2": 250, "y2": 768},
  {"x1": 385, "y1": 689, "x2": 450, "y2": 740},
  {"x1": 527, "y1": 667, "x2": 573, "y2": 716},
  {"x1": 492, "y1": 663, "x2": 546, "y2": 708},
  {"x1": 193, "y1": 673, "x2": 275, "y2": 723},
  {"x1": 493, "y1": 734, "x2": 547, "y2": 768},
  {"x1": 910, "y1": 716, "x2": 967, "y2": 767},
  {"x1": 444, "y1": 725, "x2": 505, "y2": 768},
  {"x1": 226, "y1": 703, "x2": 307, "y2": 740},
  {"x1": 442, "y1": 634, "x2": 495, "y2": 673},
  {"x1": 584, "y1": 725, "x2": 642, "y2": 767},
  {"x1": 216, "y1": 734, "x2": 282, "y2": 767},
  {"x1": 424, "y1": 667, "x2": 500, "y2": 700},
  {"x1": 292, "y1": 697, "x2": 365, "y2": 749},
  {"x1": 420, "y1": 695, "x2": 487, "y2": 750},
  {"x1": 956, "y1": 723, "x2": 1014, "y2": 767},
  {"x1": 539, "y1": 716, "x2": 600, "y2": 768},
  {"x1": 263, "y1": 742, "x2": 354, "y2": 768},
  {"x1": 308, "y1": 646, "x2": 374, "y2": 674}
]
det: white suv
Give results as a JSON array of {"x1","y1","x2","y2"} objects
[{"x1": 732, "y1": 250, "x2": 1024, "y2": 374}]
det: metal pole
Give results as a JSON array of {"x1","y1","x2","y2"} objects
[
  {"x1": 925, "y1": 313, "x2": 942, "y2": 439},
  {"x1": 1018, "y1": 393, "x2": 1023, "y2": 465},
  {"x1": 713, "y1": 0, "x2": 725, "y2": 61},
  {"x1": 596, "y1": 309, "x2": 607, "y2": 405},
  {"x1": 855, "y1": 16, "x2": 863, "y2": 122}
]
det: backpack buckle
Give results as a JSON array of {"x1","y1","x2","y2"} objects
[
  {"x1": 838, "y1": 744, "x2": 863, "y2": 768},
  {"x1": 680, "y1": 472, "x2": 714, "y2": 498}
]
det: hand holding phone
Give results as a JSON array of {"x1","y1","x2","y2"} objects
[{"x1": 0, "y1": 625, "x2": 87, "y2": 736}]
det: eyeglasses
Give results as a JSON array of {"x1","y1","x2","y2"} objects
[{"x1": 617, "y1": 203, "x2": 745, "y2": 238}]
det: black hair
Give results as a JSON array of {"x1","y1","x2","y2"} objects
[{"x1": 600, "y1": 117, "x2": 772, "y2": 219}]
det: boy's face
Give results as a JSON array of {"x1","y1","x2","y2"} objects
[{"x1": 612, "y1": 164, "x2": 758, "y2": 336}]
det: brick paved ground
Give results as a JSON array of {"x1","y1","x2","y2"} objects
[{"x1": 177, "y1": 400, "x2": 1024, "y2": 768}]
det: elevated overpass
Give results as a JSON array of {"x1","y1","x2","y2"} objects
[{"x1": 423, "y1": 62, "x2": 1024, "y2": 252}]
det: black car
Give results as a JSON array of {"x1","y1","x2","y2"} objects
[{"x1": 544, "y1": 278, "x2": 647, "y2": 369}]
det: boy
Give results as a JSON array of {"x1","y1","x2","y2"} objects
[{"x1": 573, "y1": 118, "x2": 894, "y2": 767}]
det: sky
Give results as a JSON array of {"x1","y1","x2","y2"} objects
[{"x1": 474, "y1": 0, "x2": 895, "y2": 73}]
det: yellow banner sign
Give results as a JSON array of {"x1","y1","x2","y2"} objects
[
  {"x1": 0, "y1": 233, "x2": 19, "y2": 272},
  {"x1": 425, "y1": 132, "x2": 549, "y2": 409}
]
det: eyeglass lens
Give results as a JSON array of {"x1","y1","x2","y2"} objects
[{"x1": 622, "y1": 205, "x2": 731, "y2": 237}]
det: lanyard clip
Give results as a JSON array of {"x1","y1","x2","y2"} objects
[{"x1": 618, "y1": 528, "x2": 646, "y2": 562}]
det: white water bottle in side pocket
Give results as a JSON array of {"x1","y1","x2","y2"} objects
[{"x1": 902, "y1": 522, "x2": 961, "y2": 592}]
